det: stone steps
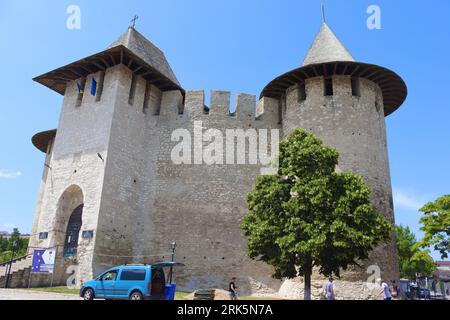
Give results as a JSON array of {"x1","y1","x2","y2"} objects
[
  {"x1": 0, "y1": 256, "x2": 32, "y2": 279},
  {"x1": 0, "y1": 256, "x2": 33, "y2": 288},
  {"x1": 0, "y1": 266, "x2": 33, "y2": 288}
]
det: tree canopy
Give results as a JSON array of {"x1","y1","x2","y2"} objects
[
  {"x1": 396, "y1": 225, "x2": 436, "y2": 279},
  {"x1": 241, "y1": 129, "x2": 392, "y2": 299},
  {"x1": 418, "y1": 194, "x2": 450, "y2": 259},
  {"x1": 0, "y1": 228, "x2": 29, "y2": 263}
]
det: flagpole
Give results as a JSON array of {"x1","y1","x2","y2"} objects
[
  {"x1": 28, "y1": 256, "x2": 32, "y2": 289},
  {"x1": 321, "y1": 3, "x2": 326, "y2": 23},
  {"x1": 50, "y1": 247, "x2": 57, "y2": 288}
]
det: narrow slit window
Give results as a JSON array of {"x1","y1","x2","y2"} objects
[
  {"x1": 128, "y1": 74, "x2": 138, "y2": 105},
  {"x1": 143, "y1": 81, "x2": 151, "y2": 114},
  {"x1": 324, "y1": 77, "x2": 333, "y2": 96},
  {"x1": 76, "y1": 77, "x2": 86, "y2": 107},
  {"x1": 351, "y1": 77, "x2": 360, "y2": 97},
  {"x1": 95, "y1": 71, "x2": 105, "y2": 102},
  {"x1": 375, "y1": 100, "x2": 382, "y2": 113},
  {"x1": 297, "y1": 83, "x2": 306, "y2": 102},
  {"x1": 149, "y1": 86, "x2": 162, "y2": 116}
]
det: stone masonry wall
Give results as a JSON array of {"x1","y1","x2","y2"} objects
[
  {"x1": 27, "y1": 65, "x2": 126, "y2": 285},
  {"x1": 282, "y1": 75, "x2": 399, "y2": 287},
  {"x1": 29, "y1": 63, "x2": 398, "y2": 299},
  {"x1": 142, "y1": 91, "x2": 281, "y2": 294},
  {"x1": 89, "y1": 63, "x2": 283, "y2": 295}
]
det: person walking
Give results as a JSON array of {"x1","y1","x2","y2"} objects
[
  {"x1": 378, "y1": 278, "x2": 392, "y2": 301},
  {"x1": 325, "y1": 277, "x2": 335, "y2": 300},
  {"x1": 229, "y1": 278, "x2": 238, "y2": 300}
]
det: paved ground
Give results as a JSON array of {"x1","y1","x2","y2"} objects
[{"x1": 0, "y1": 289, "x2": 81, "y2": 300}]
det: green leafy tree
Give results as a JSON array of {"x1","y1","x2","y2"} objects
[
  {"x1": 418, "y1": 195, "x2": 450, "y2": 259},
  {"x1": 0, "y1": 236, "x2": 8, "y2": 252},
  {"x1": 396, "y1": 225, "x2": 436, "y2": 279},
  {"x1": 8, "y1": 228, "x2": 21, "y2": 250},
  {"x1": 241, "y1": 129, "x2": 392, "y2": 300},
  {"x1": 0, "y1": 228, "x2": 29, "y2": 263}
]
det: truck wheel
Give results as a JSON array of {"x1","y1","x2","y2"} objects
[
  {"x1": 130, "y1": 290, "x2": 143, "y2": 300},
  {"x1": 83, "y1": 288, "x2": 95, "y2": 300}
]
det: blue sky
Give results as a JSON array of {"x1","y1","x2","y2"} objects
[{"x1": 0, "y1": 1, "x2": 448, "y2": 260}]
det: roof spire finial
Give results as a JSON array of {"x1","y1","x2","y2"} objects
[
  {"x1": 321, "y1": 3, "x2": 326, "y2": 23},
  {"x1": 130, "y1": 15, "x2": 139, "y2": 28}
]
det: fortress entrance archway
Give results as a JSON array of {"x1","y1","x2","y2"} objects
[
  {"x1": 54, "y1": 185, "x2": 84, "y2": 258},
  {"x1": 63, "y1": 204, "x2": 83, "y2": 257}
]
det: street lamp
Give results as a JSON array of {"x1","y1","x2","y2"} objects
[
  {"x1": 170, "y1": 242, "x2": 177, "y2": 262},
  {"x1": 169, "y1": 241, "x2": 177, "y2": 284}
]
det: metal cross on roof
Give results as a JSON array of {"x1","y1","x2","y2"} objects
[
  {"x1": 130, "y1": 15, "x2": 139, "y2": 28},
  {"x1": 321, "y1": 3, "x2": 326, "y2": 23}
]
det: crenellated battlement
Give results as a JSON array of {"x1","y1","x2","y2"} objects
[
  {"x1": 185, "y1": 90, "x2": 255, "y2": 117},
  {"x1": 63, "y1": 63, "x2": 281, "y2": 130},
  {"x1": 183, "y1": 89, "x2": 280, "y2": 127}
]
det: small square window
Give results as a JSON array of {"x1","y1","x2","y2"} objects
[
  {"x1": 82, "y1": 230, "x2": 94, "y2": 239},
  {"x1": 39, "y1": 232, "x2": 48, "y2": 240}
]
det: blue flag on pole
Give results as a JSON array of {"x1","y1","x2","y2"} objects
[
  {"x1": 77, "y1": 82, "x2": 84, "y2": 94},
  {"x1": 91, "y1": 78, "x2": 97, "y2": 96}
]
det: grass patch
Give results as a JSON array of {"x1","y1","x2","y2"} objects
[
  {"x1": 175, "y1": 291, "x2": 191, "y2": 300},
  {"x1": 28, "y1": 286, "x2": 79, "y2": 295}
]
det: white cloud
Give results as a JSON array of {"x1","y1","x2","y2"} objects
[
  {"x1": 393, "y1": 188, "x2": 428, "y2": 211},
  {"x1": 2, "y1": 223, "x2": 14, "y2": 229},
  {"x1": 0, "y1": 169, "x2": 22, "y2": 179}
]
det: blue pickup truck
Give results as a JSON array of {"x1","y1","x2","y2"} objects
[{"x1": 80, "y1": 262, "x2": 184, "y2": 300}]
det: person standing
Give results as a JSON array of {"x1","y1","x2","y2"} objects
[
  {"x1": 229, "y1": 278, "x2": 238, "y2": 300},
  {"x1": 325, "y1": 277, "x2": 335, "y2": 300},
  {"x1": 378, "y1": 278, "x2": 392, "y2": 301},
  {"x1": 391, "y1": 280, "x2": 398, "y2": 298}
]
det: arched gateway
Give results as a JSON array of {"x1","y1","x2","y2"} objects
[
  {"x1": 63, "y1": 204, "x2": 83, "y2": 258},
  {"x1": 54, "y1": 185, "x2": 84, "y2": 259}
]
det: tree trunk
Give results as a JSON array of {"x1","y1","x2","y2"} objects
[{"x1": 304, "y1": 263, "x2": 312, "y2": 300}]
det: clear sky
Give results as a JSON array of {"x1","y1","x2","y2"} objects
[{"x1": 0, "y1": 1, "x2": 449, "y2": 260}]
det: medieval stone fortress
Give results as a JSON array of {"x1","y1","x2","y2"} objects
[{"x1": 17, "y1": 17, "x2": 406, "y2": 299}]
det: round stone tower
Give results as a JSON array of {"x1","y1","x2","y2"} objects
[{"x1": 260, "y1": 22, "x2": 407, "y2": 294}]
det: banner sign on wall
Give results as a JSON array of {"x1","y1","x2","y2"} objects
[{"x1": 32, "y1": 249, "x2": 56, "y2": 273}]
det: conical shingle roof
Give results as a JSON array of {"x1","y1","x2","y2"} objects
[
  {"x1": 260, "y1": 22, "x2": 407, "y2": 116},
  {"x1": 33, "y1": 27, "x2": 184, "y2": 96},
  {"x1": 302, "y1": 22, "x2": 355, "y2": 66},
  {"x1": 109, "y1": 27, "x2": 180, "y2": 86}
]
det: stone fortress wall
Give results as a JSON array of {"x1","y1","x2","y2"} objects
[
  {"x1": 278, "y1": 75, "x2": 399, "y2": 299},
  {"x1": 29, "y1": 61, "x2": 398, "y2": 297},
  {"x1": 27, "y1": 23, "x2": 404, "y2": 298},
  {"x1": 29, "y1": 63, "x2": 283, "y2": 294},
  {"x1": 282, "y1": 76, "x2": 398, "y2": 282},
  {"x1": 92, "y1": 64, "x2": 283, "y2": 294}
]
